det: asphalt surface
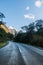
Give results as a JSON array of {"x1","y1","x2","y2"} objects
[{"x1": 0, "y1": 41, "x2": 43, "y2": 65}]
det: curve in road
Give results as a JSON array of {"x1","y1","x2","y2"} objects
[{"x1": 0, "y1": 41, "x2": 43, "y2": 65}]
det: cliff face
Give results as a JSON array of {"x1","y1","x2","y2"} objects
[{"x1": 0, "y1": 24, "x2": 10, "y2": 33}]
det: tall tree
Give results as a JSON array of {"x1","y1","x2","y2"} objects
[
  {"x1": 35, "y1": 19, "x2": 43, "y2": 30},
  {"x1": 0, "y1": 12, "x2": 5, "y2": 21},
  {"x1": 21, "y1": 22, "x2": 35, "y2": 33},
  {"x1": 28, "y1": 22, "x2": 35, "y2": 33}
]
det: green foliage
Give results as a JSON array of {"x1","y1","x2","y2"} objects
[
  {"x1": 0, "y1": 28, "x2": 14, "y2": 42},
  {"x1": 0, "y1": 12, "x2": 5, "y2": 18},
  {"x1": 35, "y1": 19, "x2": 43, "y2": 30},
  {"x1": 0, "y1": 41, "x2": 8, "y2": 48},
  {"x1": 0, "y1": 12, "x2": 5, "y2": 21},
  {"x1": 0, "y1": 28, "x2": 7, "y2": 42},
  {"x1": 14, "y1": 19, "x2": 43, "y2": 47},
  {"x1": 7, "y1": 33, "x2": 14, "y2": 40},
  {"x1": 0, "y1": 13, "x2": 14, "y2": 42}
]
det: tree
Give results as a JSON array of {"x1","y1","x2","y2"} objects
[
  {"x1": 0, "y1": 12, "x2": 5, "y2": 21},
  {"x1": 14, "y1": 19, "x2": 43, "y2": 47},
  {"x1": 21, "y1": 25, "x2": 29, "y2": 32},
  {"x1": 28, "y1": 22, "x2": 35, "y2": 33},
  {"x1": 35, "y1": 19, "x2": 43, "y2": 36},
  {"x1": 35, "y1": 19, "x2": 43, "y2": 30},
  {"x1": 21, "y1": 22, "x2": 35, "y2": 33},
  {"x1": 0, "y1": 28, "x2": 7, "y2": 42}
]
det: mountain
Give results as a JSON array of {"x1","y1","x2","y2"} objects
[{"x1": 9, "y1": 26, "x2": 17, "y2": 36}]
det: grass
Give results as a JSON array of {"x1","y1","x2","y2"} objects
[{"x1": 0, "y1": 41, "x2": 8, "y2": 48}]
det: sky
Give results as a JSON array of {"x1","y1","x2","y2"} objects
[{"x1": 0, "y1": 0, "x2": 43, "y2": 30}]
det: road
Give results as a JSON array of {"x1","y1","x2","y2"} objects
[{"x1": 0, "y1": 41, "x2": 43, "y2": 65}]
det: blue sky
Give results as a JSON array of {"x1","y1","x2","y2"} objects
[{"x1": 0, "y1": 0, "x2": 43, "y2": 30}]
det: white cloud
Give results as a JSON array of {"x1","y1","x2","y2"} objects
[
  {"x1": 9, "y1": 26, "x2": 14, "y2": 29},
  {"x1": 35, "y1": 0, "x2": 43, "y2": 8},
  {"x1": 26, "y1": 6, "x2": 30, "y2": 10},
  {"x1": 24, "y1": 14, "x2": 35, "y2": 20}
]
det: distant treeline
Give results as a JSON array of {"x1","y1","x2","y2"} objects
[{"x1": 14, "y1": 19, "x2": 43, "y2": 47}]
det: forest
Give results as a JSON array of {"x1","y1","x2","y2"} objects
[{"x1": 14, "y1": 19, "x2": 43, "y2": 47}]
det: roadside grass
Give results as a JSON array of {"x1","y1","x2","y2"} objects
[{"x1": 0, "y1": 41, "x2": 8, "y2": 48}]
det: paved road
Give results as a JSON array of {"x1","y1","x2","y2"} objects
[{"x1": 0, "y1": 41, "x2": 43, "y2": 65}]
